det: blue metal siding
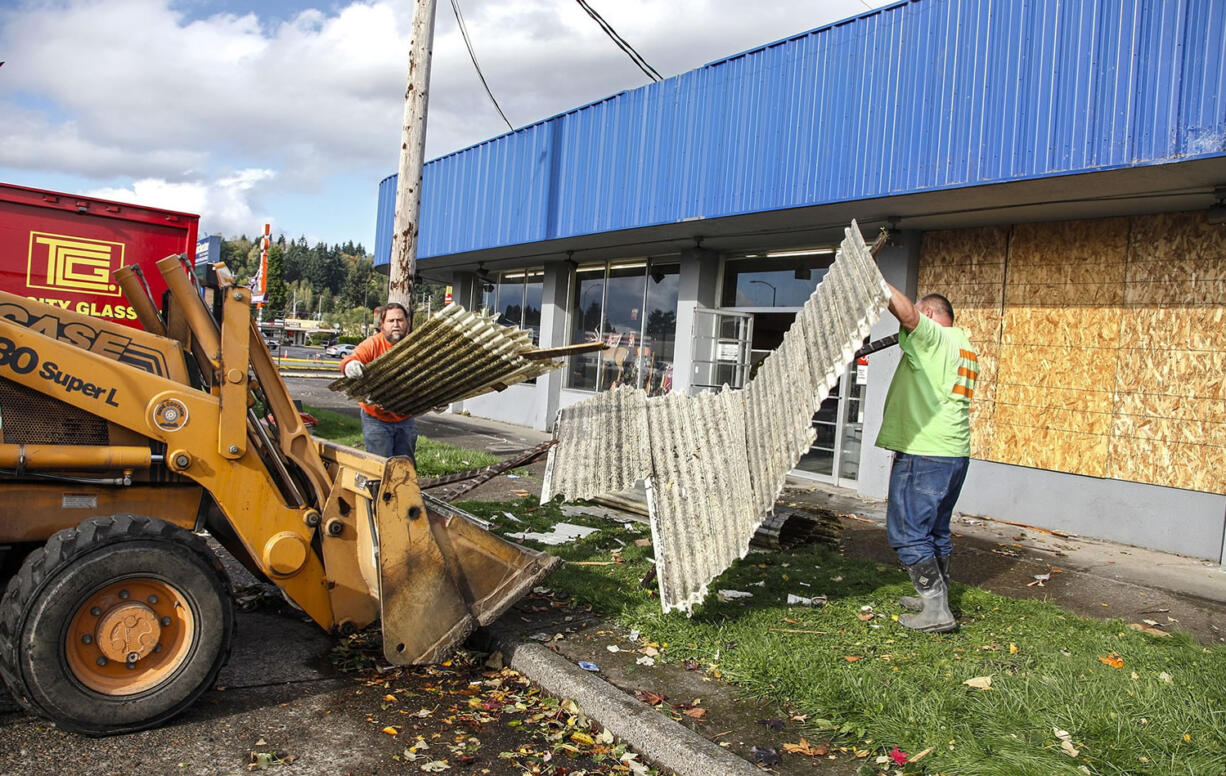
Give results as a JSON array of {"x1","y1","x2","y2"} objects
[{"x1": 377, "y1": 0, "x2": 1226, "y2": 264}]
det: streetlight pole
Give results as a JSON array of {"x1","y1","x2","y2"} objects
[{"x1": 749, "y1": 279, "x2": 777, "y2": 307}]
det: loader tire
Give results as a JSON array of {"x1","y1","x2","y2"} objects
[{"x1": 0, "y1": 514, "x2": 234, "y2": 736}]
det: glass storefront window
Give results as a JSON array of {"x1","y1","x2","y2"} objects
[
  {"x1": 495, "y1": 270, "x2": 543, "y2": 344},
  {"x1": 567, "y1": 259, "x2": 679, "y2": 395},
  {"x1": 643, "y1": 264, "x2": 679, "y2": 396},
  {"x1": 568, "y1": 268, "x2": 606, "y2": 391},
  {"x1": 722, "y1": 254, "x2": 832, "y2": 308}
]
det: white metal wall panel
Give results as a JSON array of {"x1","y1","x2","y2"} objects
[{"x1": 544, "y1": 223, "x2": 890, "y2": 613}]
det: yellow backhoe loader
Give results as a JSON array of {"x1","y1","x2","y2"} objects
[{"x1": 0, "y1": 255, "x2": 559, "y2": 735}]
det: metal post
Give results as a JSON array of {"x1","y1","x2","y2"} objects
[{"x1": 388, "y1": 0, "x2": 438, "y2": 327}]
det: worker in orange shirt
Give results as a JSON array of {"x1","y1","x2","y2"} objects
[{"x1": 339, "y1": 302, "x2": 417, "y2": 463}]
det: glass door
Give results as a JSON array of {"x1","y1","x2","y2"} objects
[
  {"x1": 690, "y1": 307, "x2": 753, "y2": 393},
  {"x1": 795, "y1": 353, "x2": 868, "y2": 485}
]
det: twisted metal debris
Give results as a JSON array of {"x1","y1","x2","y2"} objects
[
  {"x1": 543, "y1": 222, "x2": 891, "y2": 613},
  {"x1": 329, "y1": 305, "x2": 564, "y2": 418}
]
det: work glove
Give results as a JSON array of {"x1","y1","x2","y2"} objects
[{"x1": 343, "y1": 360, "x2": 364, "y2": 379}]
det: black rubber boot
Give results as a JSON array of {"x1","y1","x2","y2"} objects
[
  {"x1": 898, "y1": 556, "x2": 956, "y2": 633},
  {"x1": 899, "y1": 555, "x2": 950, "y2": 611}
]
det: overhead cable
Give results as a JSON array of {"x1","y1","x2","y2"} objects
[
  {"x1": 574, "y1": 0, "x2": 662, "y2": 82},
  {"x1": 450, "y1": 0, "x2": 513, "y2": 131}
]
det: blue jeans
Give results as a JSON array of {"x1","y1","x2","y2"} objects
[
  {"x1": 885, "y1": 452, "x2": 969, "y2": 567},
  {"x1": 361, "y1": 413, "x2": 418, "y2": 463}
]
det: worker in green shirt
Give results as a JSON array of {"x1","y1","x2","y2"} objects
[{"x1": 875, "y1": 283, "x2": 978, "y2": 633}]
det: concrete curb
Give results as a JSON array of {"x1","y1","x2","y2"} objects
[{"x1": 474, "y1": 626, "x2": 762, "y2": 776}]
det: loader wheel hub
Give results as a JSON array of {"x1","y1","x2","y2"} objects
[
  {"x1": 95, "y1": 603, "x2": 160, "y2": 663},
  {"x1": 65, "y1": 578, "x2": 196, "y2": 696}
]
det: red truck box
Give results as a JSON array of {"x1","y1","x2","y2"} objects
[{"x1": 0, "y1": 182, "x2": 200, "y2": 330}]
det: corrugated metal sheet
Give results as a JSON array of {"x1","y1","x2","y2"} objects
[
  {"x1": 329, "y1": 305, "x2": 562, "y2": 417},
  {"x1": 543, "y1": 223, "x2": 889, "y2": 613},
  {"x1": 375, "y1": 0, "x2": 1226, "y2": 265}
]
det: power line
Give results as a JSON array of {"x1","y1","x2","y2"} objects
[
  {"x1": 449, "y1": 0, "x2": 513, "y2": 131},
  {"x1": 574, "y1": 0, "x2": 662, "y2": 83}
]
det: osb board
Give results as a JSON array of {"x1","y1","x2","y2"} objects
[
  {"x1": 920, "y1": 226, "x2": 1009, "y2": 267},
  {"x1": 1001, "y1": 307, "x2": 1121, "y2": 348},
  {"x1": 995, "y1": 383, "x2": 1114, "y2": 415},
  {"x1": 1004, "y1": 281, "x2": 1124, "y2": 306},
  {"x1": 1106, "y1": 436, "x2": 1226, "y2": 493},
  {"x1": 988, "y1": 424, "x2": 1109, "y2": 478},
  {"x1": 1118, "y1": 307, "x2": 1226, "y2": 351},
  {"x1": 1111, "y1": 413, "x2": 1226, "y2": 447},
  {"x1": 1124, "y1": 280, "x2": 1226, "y2": 307},
  {"x1": 993, "y1": 402, "x2": 1112, "y2": 437},
  {"x1": 1129, "y1": 212, "x2": 1226, "y2": 263},
  {"x1": 1126, "y1": 258, "x2": 1226, "y2": 285},
  {"x1": 1113, "y1": 349, "x2": 1226, "y2": 399},
  {"x1": 1114, "y1": 392, "x2": 1226, "y2": 423},
  {"x1": 919, "y1": 266, "x2": 1006, "y2": 291},
  {"x1": 919, "y1": 212, "x2": 1226, "y2": 494},
  {"x1": 1009, "y1": 218, "x2": 1130, "y2": 265},
  {"x1": 996, "y1": 343, "x2": 1119, "y2": 391},
  {"x1": 969, "y1": 401, "x2": 994, "y2": 459}
]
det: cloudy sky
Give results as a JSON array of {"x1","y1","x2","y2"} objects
[{"x1": 0, "y1": 0, "x2": 883, "y2": 247}]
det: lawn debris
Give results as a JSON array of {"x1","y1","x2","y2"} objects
[
  {"x1": 751, "y1": 747, "x2": 782, "y2": 766},
  {"x1": 963, "y1": 675, "x2": 993, "y2": 690}
]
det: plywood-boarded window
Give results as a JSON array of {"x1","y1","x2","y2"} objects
[{"x1": 919, "y1": 211, "x2": 1226, "y2": 494}]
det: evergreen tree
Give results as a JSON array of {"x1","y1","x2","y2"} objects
[{"x1": 264, "y1": 244, "x2": 287, "y2": 317}]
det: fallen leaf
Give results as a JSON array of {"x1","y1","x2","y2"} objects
[
  {"x1": 419, "y1": 761, "x2": 451, "y2": 772},
  {"x1": 634, "y1": 538, "x2": 652, "y2": 547},
  {"x1": 1098, "y1": 653, "x2": 1125, "y2": 669},
  {"x1": 382, "y1": 726, "x2": 399, "y2": 736},
  {"x1": 1009, "y1": 643, "x2": 1019, "y2": 655},
  {"x1": 634, "y1": 690, "x2": 666, "y2": 706},
  {"x1": 782, "y1": 738, "x2": 828, "y2": 756},
  {"x1": 1159, "y1": 671, "x2": 1173, "y2": 683},
  {"x1": 889, "y1": 746, "x2": 909, "y2": 766},
  {"x1": 844, "y1": 655, "x2": 862, "y2": 662},
  {"x1": 856, "y1": 612, "x2": 874, "y2": 622},
  {"x1": 682, "y1": 659, "x2": 701, "y2": 671},
  {"x1": 683, "y1": 707, "x2": 707, "y2": 719},
  {"x1": 963, "y1": 675, "x2": 993, "y2": 690},
  {"x1": 383, "y1": 694, "x2": 398, "y2": 702},
  {"x1": 910, "y1": 746, "x2": 934, "y2": 762},
  {"x1": 1129, "y1": 623, "x2": 1171, "y2": 637}
]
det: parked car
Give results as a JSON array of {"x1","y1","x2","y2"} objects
[
  {"x1": 325, "y1": 343, "x2": 356, "y2": 358},
  {"x1": 263, "y1": 337, "x2": 279, "y2": 351}
]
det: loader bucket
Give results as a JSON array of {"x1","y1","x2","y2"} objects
[{"x1": 375, "y1": 458, "x2": 561, "y2": 664}]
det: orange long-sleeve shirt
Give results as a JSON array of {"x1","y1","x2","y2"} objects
[{"x1": 339, "y1": 333, "x2": 411, "y2": 423}]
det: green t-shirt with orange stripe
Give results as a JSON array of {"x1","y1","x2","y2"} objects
[{"x1": 874, "y1": 315, "x2": 977, "y2": 457}]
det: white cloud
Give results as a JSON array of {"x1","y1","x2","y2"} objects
[
  {"x1": 0, "y1": 0, "x2": 877, "y2": 241},
  {"x1": 88, "y1": 168, "x2": 276, "y2": 237}
]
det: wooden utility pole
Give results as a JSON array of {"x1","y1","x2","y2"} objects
[{"x1": 387, "y1": 0, "x2": 438, "y2": 325}]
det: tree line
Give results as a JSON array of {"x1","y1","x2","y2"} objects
[{"x1": 219, "y1": 235, "x2": 447, "y2": 335}]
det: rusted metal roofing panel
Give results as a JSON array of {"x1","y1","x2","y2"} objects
[
  {"x1": 543, "y1": 222, "x2": 890, "y2": 613},
  {"x1": 330, "y1": 305, "x2": 562, "y2": 417}
]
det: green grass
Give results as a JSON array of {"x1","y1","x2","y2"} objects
[
  {"x1": 459, "y1": 498, "x2": 1226, "y2": 776},
  {"x1": 303, "y1": 405, "x2": 503, "y2": 477}
]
